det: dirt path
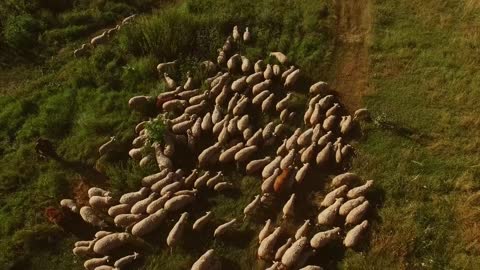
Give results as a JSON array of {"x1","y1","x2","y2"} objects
[{"x1": 332, "y1": 0, "x2": 372, "y2": 111}]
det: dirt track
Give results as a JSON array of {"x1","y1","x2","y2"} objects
[{"x1": 332, "y1": 0, "x2": 372, "y2": 110}]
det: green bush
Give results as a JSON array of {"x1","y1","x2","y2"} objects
[{"x1": 2, "y1": 14, "x2": 42, "y2": 50}]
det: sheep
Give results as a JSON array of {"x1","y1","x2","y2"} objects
[
  {"x1": 286, "y1": 128, "x2": 301, "y2": 150},
  {"x1": 232, "y1": 76, "x2": 247, "y2": 92},
  {"x1": 227, "y1": 54, "x2": 241, "y2": 72},
  {"x1": 241, "y1": 26, "x2": 251, "y2": 42},
  {"x1": 353, "y1": 108, "x2": 370, "y2": 121},
  {"x1": 178, "y1": 89, "x2": 201, "y2": 100},
  {"x1": 295, "y1": 220, "x2": 311, "y2": 240},
  {"x1": 276, "y1": 93, "x2": 292, "y2": 112},
  {"x1": 300, "y1": 266, "x2": 323, "y2": 270},
  {"x1": 75, "y1": 240, "x2": 91, "y2": 247},
  {"x1": 331, "y1": 172, "x2": 361, "y2": 188},
  {"x1": 243, "y1": 127, "x2": 254, "y2": 141},
  {"x1": 153, "y1": 143, "x2": 173, "y2": 170},
  {"x1": 210, "y1": 72, "x2": 226, "y2": 86},
  {"x1": 214, "y1": 218, "x2": 237, "y2": 238},
  {"x1": 321, "y1": 185, "x2": 348, "y2": 207},
  {"x1": 212, "y1": 105, "x2": 223, "y2": 124},
  {"x1": 214, "y1": 182, "x2": 234, "y2": 191},
  {"x1": 226, "y1": 93, "x2": 240, "y2": 113},
  {"x1": 97, "y1": 136, "x2": 118, "y2": 157},
  {"x1": 206, "y1": 171, "x2": 224, "y2": 188},
  {"x1": 344, "y1": 220, "x2": 369, "y2": 248},
  {"x1": 84, "y1": 256, "x2": 110, "y2": 270},
  {"x1": 310, "y1": 227, "x2": 341, "y2": 249},
  {"x1": 132, "y1": 134, "x2": 147, "y2": 147},
  {"x1": 128, "y1": 147, "x2": 143, "y2": 160},
  {"x1": 280, "y1": 149, "x2": 295, "y2": 170},
  {"x1": 258, "y1": 219, "x2": 274, "y2": 243},
  {"x1": 200, "y1": 60, "x2": 217, "y2": 75},
  {"x1": 261, "y1": 93, "x2": 275, "y2": 112},
  {"x1": 339, "y1": 196, "x2": 366, "y2": 216},
  {"x1": 107, "y1": 204, "x2": 131, "y2": 217},
  {"x1": 254, "y1": 60, "x2": 265, "y2": 72},
  {"x1": 227, "y1": 116, "x2": 239, "y2": 135},
  {"x1": 262, "y1": 168, "x2": 281, "y2": 193},
  {"x1": 73, "y1": 245, "x2": 94, "y2": 257},
  {"x1": 139, "y1": 154, "x2": 153, "y2": 167},
  {"x1": 213, "y1": 116, "x2": 229, "y2": 137},
  {"x1": 258, "y1": 226, "x2": 282, "y2": 259},
  {"x1": 309, "y1": 104, "x2": 323, "y2": 127},
  {"x1": 219, "y1": 142, "x2": 244, "y2": 163},
  {"x1": 347, "y1": 180, "x2": 374, "y2": 199},
  {"x1": 146, "y1": 192, "x2": 172, "y2": 214},
  {"x1": 131, "y1": 208, "x2": 167, "y2": 237},
  {"x1": 90, "y1": 196, "x2": 115, "y2": 209},
  {"x1": 80, "y1": 206, "x2": 107, "y2": 227},
  {"x1": 60, "y1": 199, "x2": 78, "y2": 213},
  {"x1": 280, "y1": 108, "x2": 289, "y2": 123},
  {"x1": 128, "y1": 95, "x2": 153, "y2": 112},
  {"x1": 297, "y1": 128, "x2": 313, "y2": 147},
  {"x1": 274, "y1": 123, "x2": 287, "y2": 137},
  {"x1": 270, "y1": 52, "x2": 288, "y2": 64},
  {"x1": 191, "y1": 117, "x2": 203, "y2": 138},
  {"x1": 185, "y1": 101, "x2": 208, "y2": 115},
  {"x1": 167, "y1": 212, "x2": 189, "y2": 249},
  {"x1": 122, "y1": 14, "x2": 136, "y2": 25},
  {"x1": 340, "y1": 115, "x2": 354, "y2": 135},
  {"x1": 198, "y1": 143, "x2": 221, "y2": 167},
  {"x1": 217, "y1": 48, "x2": 227, "y2": 65},
  {"x1": 325, "y1": 103, "x2": 341, "y2": 117},
  {"x1": 264, "y1": 64, "x2": 274, "y2": 80},
  {"x1": 90, "y1": 31, "x2": 108, "y2": 47},
  {"x1": 281, "y1": 237, "x2": 308, "y2": 269},
  {"x1": 237, "y1": 115, "x2": 250, "y2": 132},
  {"x1": 294, "y1": 249, "x2": 316, "y2": 270},
  {"x1": 151, "y1": 172, "x2": 175, "y2": 192},
  {"x1": 266, "y1": 261, "x2": 282, "y2": 270},
  {"x1": 233, "y1": 96, "x2": 249, "y2": 116},
  {"x1": 309, "y1": 81, "x2": 329, "y2": 95},
  {"x1": 191, "y1": 249, "x2": 221, "y2": 270},
  {"x1": 161, "y1": 72, "x2": 177, "y2": 90},
  {"x1": 317, "y1": 131, "x2": 333, "y2": 147},
  {"x1": 316, "y1": 142, "x2": 332, "y2": 167},
  {"x1": 262, "y1": 156, "x2": 282, "y2": 178},
  {"x1": 252, "y1": 80, "x2": 272, "y2": 95},
  {"x1": 215, "y1": 85, "x2": 229, "y2": 106},
  {"x1": 114, "y1": 252, "x2": 139, "y2": 269},
  {"x1": 164, "y1": 194, "x2": 195, "y2": 212},
  {"x1": 304, "y1": 104, "x2": 315, "y2": 126},
  {"x1": 284, "y1": 69, "x2": 300, "y2": 89},
  {"x1": 94, "y1": 265, "x2": 115, "y2": 270},
  {"x1": 295, "y1": 163, "x2": 310, "y2": 184},
  {"x1": 345, "y1": 201, "x2": 370, "y2": 225},
  {"x1": 243, "y1": 195, "x2": 261, "y2": 220},
  {"x1": 246, "y1": 72, "x2": 264, "y2": 86},
  {"x1": 199, "y1": 113, "x2": 213, "y2": 132},
  {"x1": 95, "y1": 231, "x2": 112, "y2": 239},
  {"x1": 161, "y1": 180, "x2": 184, "y2": 196},
  {"x1": 317, "y1": 198, "x2": 343, "y2": 225},
  {"x1": 114, "y1": 213, "x2": 144, "y2": 228},
  {"x1": 275, "y1": 238, "x2": 293, "y2": 261},
  {"x1": 277, "y1": 139, "x2": 288, "y2": 157},
  {"x1": 131, "y1": 193, "x2": 158, "y2": 214},
  {"x1": 241, "y1": 56, "x2": 252, "y2": 73},
  {"x1": 93, "y1": 232, "x2": 132, "y2": 255},
  {"x1": 193, "y1": 211, "x2": 213, "y2": 231},
  {"x1": 311, "y1": 124, "x2": 323, "y2": 143},
  {"x1": 246, "y1": 157, "x2": 272, "y2": 174},
  {"x1": 193, "y1": 171, "x2": 211, "y2": 189},
  {"x1": 262, "y1": 122, "x2": 275, "y2": 140},
  {"x1": 300, "y1": 143, "x2": 316, "y2": 164},
  {"x1": 246, "y1": 129, "x2": 263, "y2": 146},
  {"x1": 282, "y1": 194, "x2": 296, "y2": 219},
  {"x1": 234, "y1": 145, "x2": 258, "y2": 162},
  {"x1": 189, "y1": 92, "x2": 209, "y2": 105},
  {"x1": 273, "y1": 64, "x2": 281, "y2": 76},
  {"x1": 231, "y1": 25, "x2": 241, "y2": 42},
  {"x1": 281, "y1": 66, "x2": 296, "y2": 82},
  {"x1": 73, "y1": 43, "x2": 88, "y2": 58},
  {"x1": 120, "y1": 187, "x2": 150, "y2": 205}
]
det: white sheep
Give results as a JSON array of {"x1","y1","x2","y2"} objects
[
  {"x1": 80, "y1": 206, "x2": 107, "y2": 227},
  {"x1": 88, "y1": 187, "x2": 111, "y2": 198},
  {"x1": 266, "y1": 261, "x2": 281, "y2": 270},
  {"x1": 114, "y1": 213, "x2": 144, "y2": 228},
  {"x1": 274, "y1": 123, "x2": 286, "y2": 137},
  {"x1": 345, "y1": 201, "x2": 370, "y2": 225},
  {"x1": 146, "y1": 192, "x2": 172, "y2": 214},
  {"x1": 200, "y1": 113, "x2": 213, "y2": 132},
  {"x1": 297, "y1": 128, "x2": 313, "y2": 147},
  {"x1": 90, "y1": 31, "x2": 108, "y2": 47},
  {"x1": 114, "y1": 252, "x2": 139, "y2": 269},
  {"x1": 318, "y1": 95, "x2": 335, "y2": 110},
  {"x1": 185, "y1": 101, "x2": 208, "y2": 115},
  {"x1": 304, "y1": 104, "x2": 314, "y2": 126},
  {"x1": 270, "y1": 52, "x2": 288, "y2": 64},
  {"x1": 131, "y1": 208, "x2": 167, "y2": 237},
  {"x1": 317, "y1": 198, "x2": 343, "y2": 226},
  {"x1": 234, "y1": 145, "x2": 258, "y2": 162},
  {"x1": 252, "y1": 90, "x2": 271, "y2": 106},
  {"x1": 194, "y1": 171, "x2": 212, "y2": 189},
  {"x1": 178, "y1": 88, "x2": 201, "y2": 100},
  {"x1": 233, "y1": 96, "x2": 249, "y2": 116},
  {"x1": 344, "y1": 220, "x2": 369, "y2": 248},
  {"x1": 262, "y1": 122, "x2": 275, "y2": 139},
  {"x1": 151, "y1": 173, "x2": 175, "y2": 193},
  {"x1": 122, "y1": 14, "x2": 136, "y2": 25},
  {"x1": 90, "y1": 196, "x2": 115, "y2": 209},
  {"x1": 74, "y1": 240, "x2": 91, "y2": 247},
  {"x1": 84, "y1": 256, "x2": 110, "y2": 270},
  {"x1": 246, "y1": 129, "x2": 263, "y2": 146},
  {"x1": 280, "y1": 149, "x2": 295, "y2": 170},
  {"x1": 325, "y1": 103, "x2": 340, "y2": 117},
  {"x1": 93, "y1": 265, "x2": 116, "y2": 270},
  {"x1": 294, "y1": 249, "x2": 316, "y2": 270},
  {"x1": 254, "y1": 59, "x2": 265, "y2": 72},
  {"x1": 200, "y1": 60, "x2": 217, "y2": 74},
  {"x1": 167, "y1": 212, "x2": 189, "y2": 249},
  {"x1": 281, "y1": 66, "x2": 295, "y2": 82},
  {"x1": 163, "y1": 73, "x2": 177, "y2": 90},
  {"x1": 295, "y1": 163, "x2": 310, "y2": 184},
  {"x1": 276, "y1": 93, "x2": 292, "y2": 112},
  {"x1": 282, "y1": 194, "x2": 296, "y2": 219},
  {"x1": 232, "y1": 25, "x2": 241, "y2": 41},
  {"x1": 93, "y1": 232, "x2": 133, "y2": 255},
  {"x1": 206, "y1": 171, "x2": 224, "y2": 188},
  {"x1": 193, "y1": 211, "x2": 213, "y2": 231},
  {"x1": 317, "y1": 131, "x2": 333, "y2": 147},
  {"x1": 275, "y1": 238, "x2": 293, "y2": 261},
  {"x1": 258, "y1": 219, "x2": 274, "y2": 243},
  {"x1": 219, "y1": 142, "x2": 244, "y2": 163},
  {"x1": 95, "y1": 231, "x2": 112, "y2": 239},
  {"x1": 280, "y1": 237, "x2": 308, "y2": 269},
  {"x1": 164, "y1": 194, "x2": 195, "y2": 212},
  {"x1": 214, "y1": 218, "x2": 237, "y2": 238},
  {"x1": 279, "y1": 108, "x2": 289, "y2": 123},
  {"x1": 309, "y1": 104, "x2": 322, "y2": 126},
  {"x1": 347, "y1": 180, "x2": 374, "y2": 198},
  {"x1": 139, "y1": 154, "x2": 153, "y2": 168},
  {"x1": 243, "y1": 127, "x2": 254, "y2": 141},
  {"x1": 262, "y1": 156, "x2": 282, "y2": 178},
  {"x1": 108, "y1": 204, "x2": 131, "y2": 217},
  {"x1": 300, "y1": 143, "x2": 315, "y2": 164},
  {"x1": 198, "y1": 143, "x2": 221, "y2": 167},
  {"x1": 174, "y1": 189, "x2": 198, "y2": 196},
  {"x1": 246, "y1": 72, "x2": 264, "y2": 86},
  {"x1": 353, "y1": 108, "x2": 370, "y2": 121},
  {"x1": 252, "y1": 80, "x2": 272, "y2": 96},
  {"x1": 241, "y1": 56, "x2": 252, "y2": 73},
  {"x1": 300, "y1": 265, "x2": 323, "y2": 270},
  {"x1": 284, "y1": 69, "x2": 300, "y2": 89},
  {"x1": 131, "y1": 193, "x2": 158, "y2": 214},
  {"x1": 286, "y1": 128, "x2": 302, "y2": 150},
  {"x1": 339, "y1": 196, "x2": 366, "y2": 216},
  {"x1": 153, "y1": 143, "x2": 173, "y2": 170},
  {"x1": 161, "y1": 181, "x2": 184, "y2": 196},
  {"x1": 120, "y1": 187, "x2": 149, "y2": 205},
  {"x1": 232, "y1": 76, "x2": 247, "y2": 92},
  {"x1": 261, "y1": 93, "x2": 275, "y2": 112},
  {"x1": 321, "y1": 185, "x2": 348, "y2": 207},
  {"x1": 264, "y1": 64, "x2": 274, "y2": 80},
  {"x1": 295, "y1": 220, "x2": 311, "y2": 240},
  {"x1": 213, "y1": 116, "x2": 229, "y2": 136},
  {"x1": 316, "y1": 142, "x2": 332, "y2": 167},
  {"x1": 191, "y1": 249, "x2": 221, "y2": 270},
  {"x1": 60, "y1": 199, "x2": 78, "y2": 213},
  {"x1": 310, "y1": 227, "x2": 341, "y2": 249},
  {"x1": 73, "y1": 245, "x2": 94, "y2": 257},
  {"x1": 258, "y1": 226, "x2": 282, "y2": 259},
  {"x1": 128, "y1": 95, "x2": 153, "y2": 112},
  {"x1": 237, "y1": 115, "x2": 250, "y2": 132},
  {"x1": 243, "y1": 195, "x2": 261, "y2": 220},
  {"x1": 243, "y1": 27, "x2": 251, "y2": 42},
  {"x1": 214, "y1": 182, "x2": 234, "y2": 191},
  {"x1": 227, "y1": 116, "x2": 239, "y2": 135},
  {"x1": 273, "y1": 64, "x2": 281, "y2": 76},
  {"x1": 309, "y1": 81, "x2": 329, "y2": 95},
  {"x1": 217, "y1": 49, "x2": 226, "y2": 65},
  {"x1": 227, "y1": 54, "x2": 241, "y2": 72},
  {"x1": 73, "y1": 43, "x2": 88, "y2": 58},
  {"x1": 191, "y1": 117, "x2": 203, "y2": 138},
  {"x1": 262, "y1": 168, "x2": 280, "y2": 193},
  {"x1": 246, "y1": 157, "x2": 272, "y2": 174},
  {"x1": 189, "y1": 92, "x2": 209, "y2": 105},
  {"x1": 331, "y1": 172, "x2": 361, "y2": 188}
]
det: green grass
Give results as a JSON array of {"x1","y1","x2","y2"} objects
[{"x1": 339, "y1": 0, "x2": 480, "y2": 269}]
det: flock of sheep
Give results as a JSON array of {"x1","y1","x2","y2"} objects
[
  {"x1": 60, "y1": 25, "x2": 373, "y2": 270},
  {"x1": 73, "y1": 14, "x2": 137, "y2": 57}
]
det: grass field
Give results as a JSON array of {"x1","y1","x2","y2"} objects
[{"x1": 1, "y1": 0, "x2": 480, "y2": 269}]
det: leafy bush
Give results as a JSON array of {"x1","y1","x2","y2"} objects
[
  {"x1": 145, "y1": 117, "x2": 166, "y2": 144},
  {"x1": 2, "y1": 14, "x2": 42, "y2": 50}
]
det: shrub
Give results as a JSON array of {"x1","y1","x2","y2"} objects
[{"x1": 2, "y1": 14, "x2": 42, "y2": 50}]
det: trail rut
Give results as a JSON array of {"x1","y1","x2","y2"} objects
[{"x1": 332, "y1": 0, "x2": 372, "y2": 111}]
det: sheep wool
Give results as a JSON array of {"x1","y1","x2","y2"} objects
[
  {"x1": 206, "y1": 172, "x2": 224, "y2": 188},
  {"x1": 88, "y1": 187, "x2": 111, "y2": 198},
  {"x1": 347, "y1": 180, "x2": 374, "y2": 198},
  {"x1": 243, "y1": 195, "x2": 261, "y2": 219},
  {"x1": 60, "y1": 199, "x2": 78, "y2": 213},
  {"x1": 344, "y1": 220, "x2": 369, "y2": 248},
  {"x1": 317, "y1": 198, "x2": 343, "y2": 226},
  {"x1": 131, "y1": 193, "x2": 157, "y2": 214},
  {"x1": 281, "y1": 237, "x2": 308, "y2": 269},
  {"x1": 93, "y1": 232, "x2": 132, "y2": 255},
  {"x1": 246, "y1": 157, "x2": 272, "y2": 175},
  {"x1": 345, "y1": 201, "x2": 370, "y2": 225},
  {"x1": 164, "y1": 194, "x2": 195, "y2": 212},
  {"x1": 246, "y1": 72, "x2": 264, "y2": 86},
  {"x1": 191, "y1": 249, "x2": 221, "y2": 270},
  {"x1": 275, "y1": 238, "x2": 294, "y2": 261},
  {"x1": 339, "y1": 196, "x2": 366, "y2": 216},
  {"x1": 258, "y1": 226, "x2": 282, "y2": 259},
  {"x1": 84, "y1": 256, "x2": 110, "y2": 270},
  {"x1": 131, "y1": 209, "x2": 167, "y2": 237},
  {"x1": 270, "y1": 52, "x2": 289, "y2": 64},
  {"x1": 282, "y1": 194, "x2": 296, "y2": 219},
  {"x1": 234, "y1": 145, "x2": 258, "y2": 162},
  {"x1": 114, "y1": 252, "x2": 139, "y2": 269},
  {"x1": 80, "y1": 206, "x2": 107, "y2": 227},
  {"x1": 284, "y1": 69, "x2": 300, "y2": 89},
  {"x1": 93, "y1": 265, "x2": 115, "y2": 270},
  {"x1": 310, "y1": 227, "x2": 341, "y2": 249},
  {"x1": 108, "y1": 204, "x2": 131, "y2": 217},
  {"x1": 258, "y1": 219, "x2": 274, "y2": 243},
  {"x1": 167, "y1": 212, "x2": 189, "y2": 247},
  {"x1": 120, "y1": 187, "x2": 149, "y2": 205},
  {"x1": 193, "y1": 211, "x2": 213, "y2": 231},
  {"x1": 89, "y1": 196, "x2": 115, "y2": 209},
  {"x1": 219, "y1": 142, "x2": 244, "y2": 163},
  {"x1": 214, "y1": 218, "x2": 237, "y2": 238},
  {"x1": 331, "y1": 172, "x2": 361, "y2": 188},
  {"x1": 295, "y1": 220, "x2": 311, "y2": 240},
  {"x1": 214, "y1": 182, "x2": 234, "y2": 191},
  {"x1": 114, "y1": 213, "x2": 144, "y2": 228},
  {"x1": 300, "y1": 265, "x2": 323, "y2": 270},
  {"x1": 321, "y1": 185, "x2": 348, "y2": 207}
]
